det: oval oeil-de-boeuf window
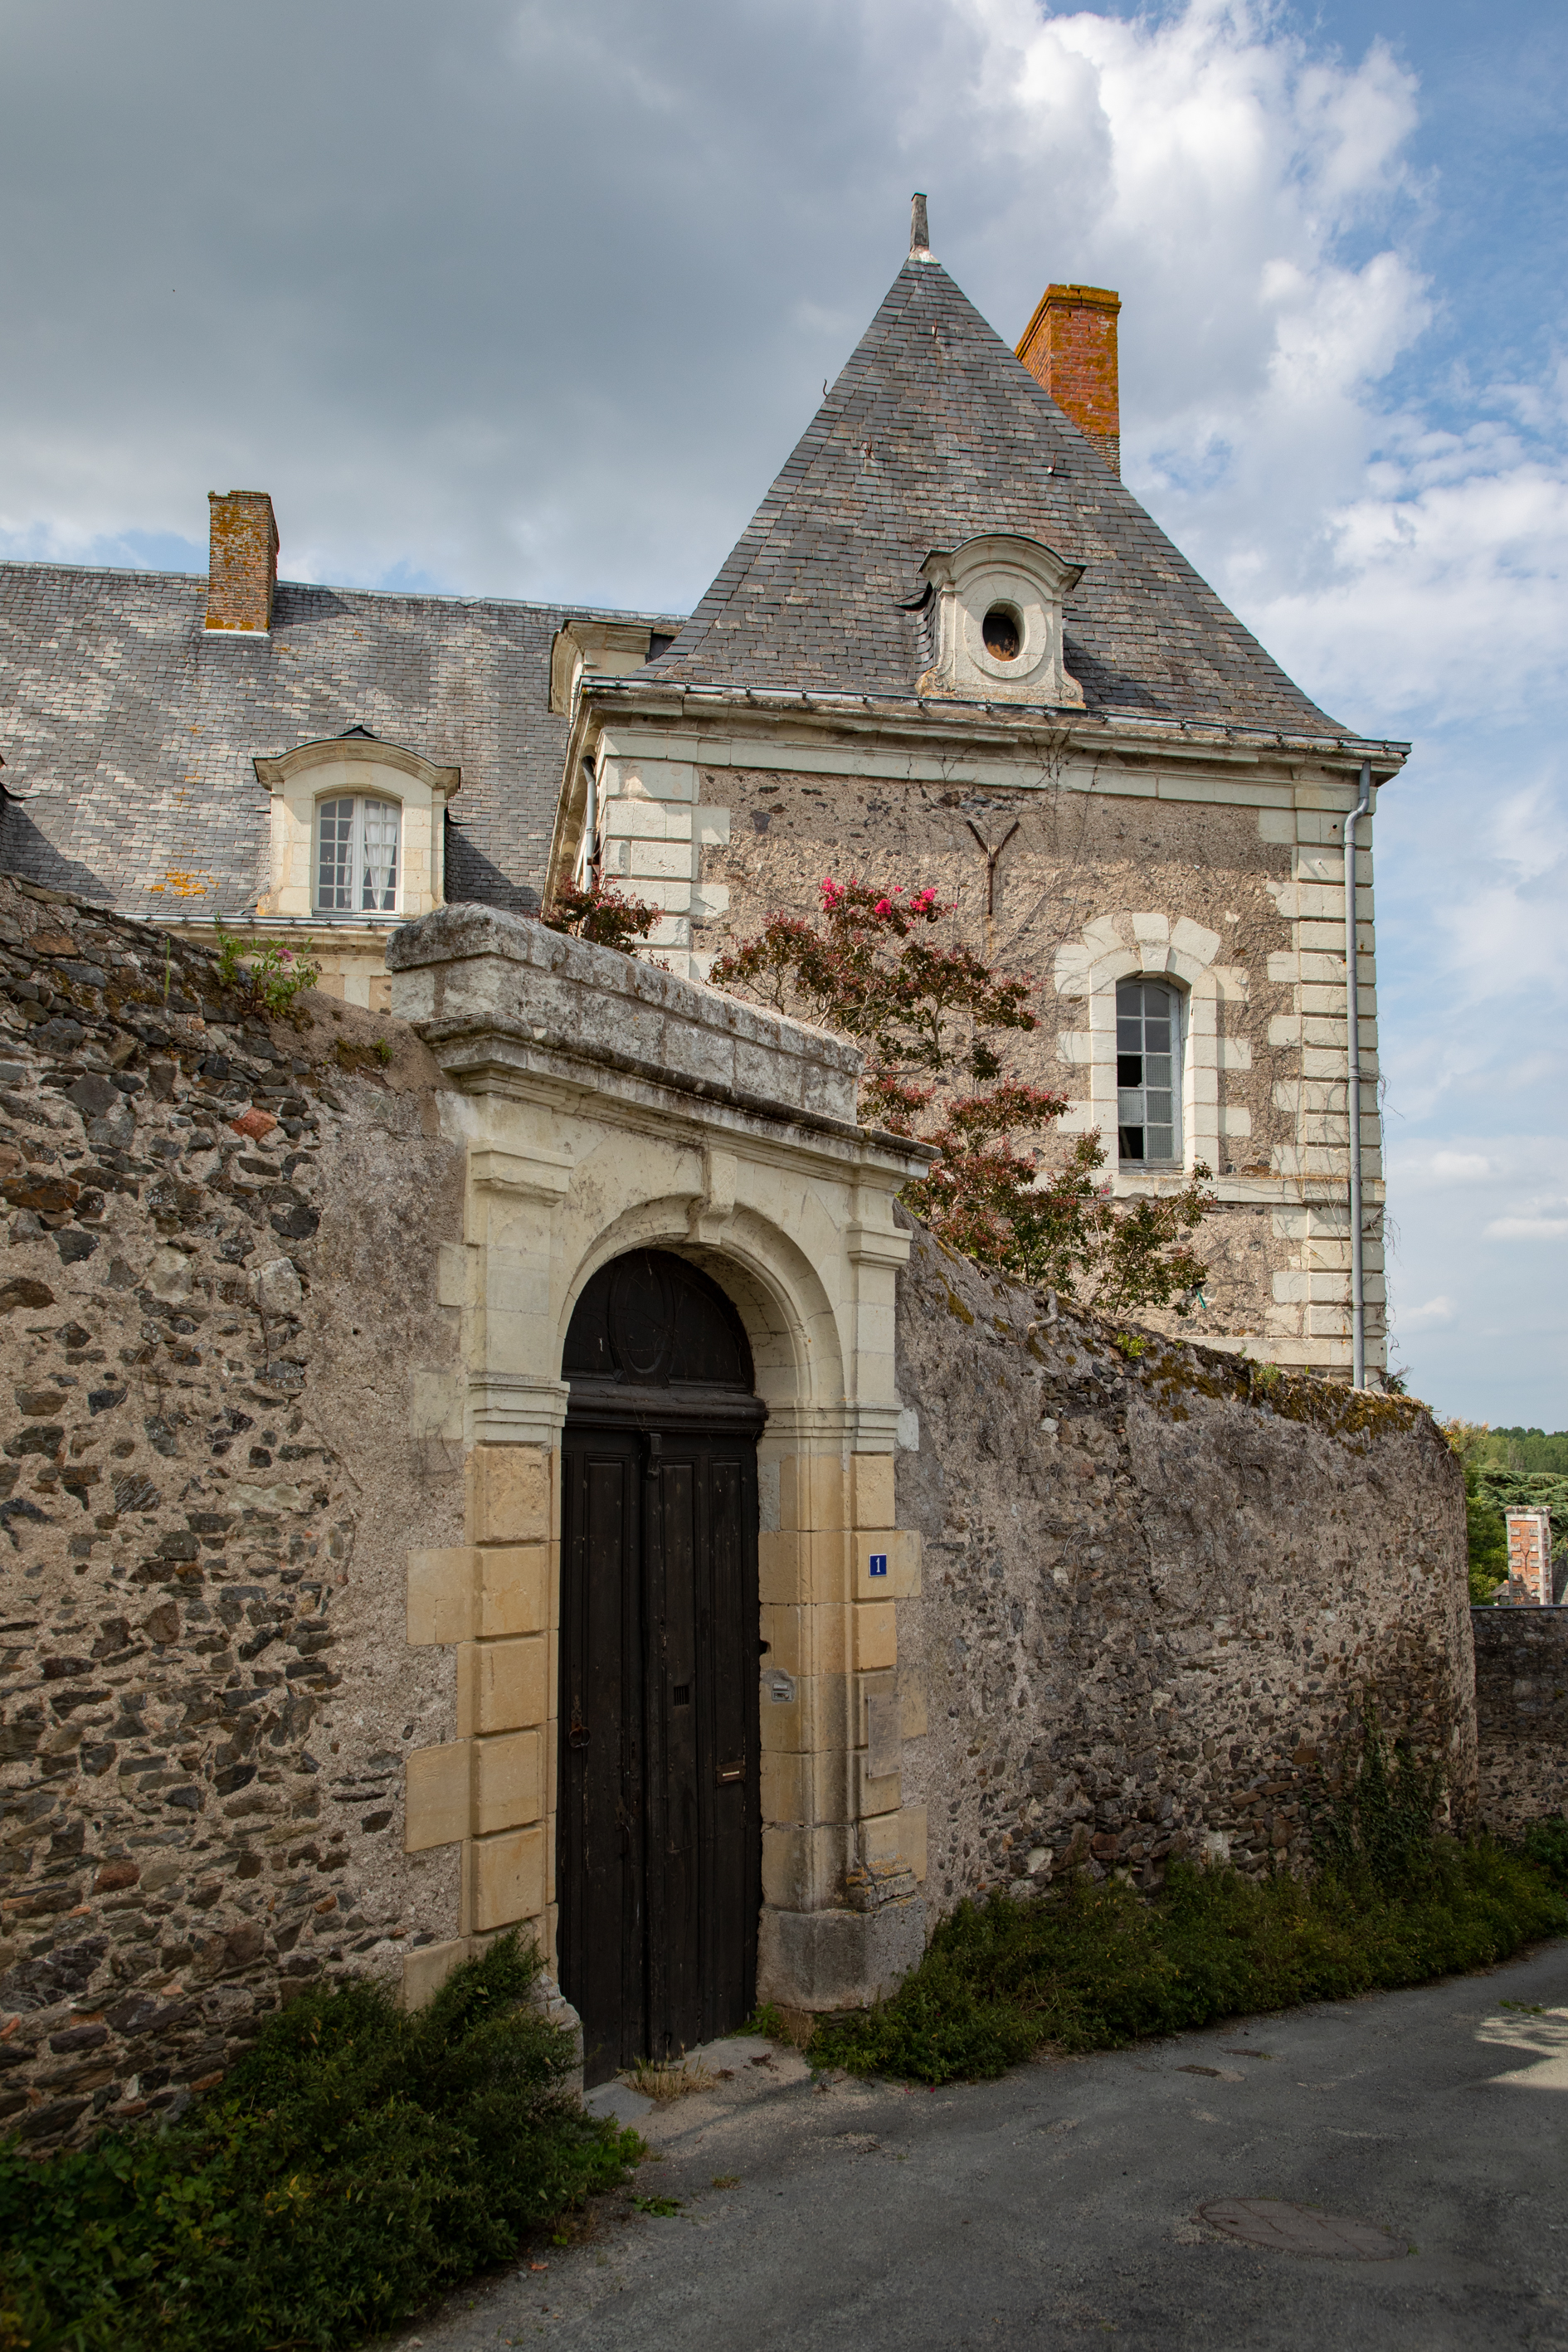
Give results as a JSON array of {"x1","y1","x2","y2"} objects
[
  {"x1": 981, "y1": 605, "x2": 1021, "y2": 660},
  {"x1": 1116, "y1": 977, "x2": 1181, "y2": 1163}
]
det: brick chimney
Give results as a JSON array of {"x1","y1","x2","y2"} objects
[
  {"x1": 206, "y1": 491, "x2": 279, "y2": 633},
  {"x1": 1506, "y1": 1507, "x2": 1553, "y2": 1606},
  {"x1": 1015, "y1": 284, "x2": 1122, "y2": 476}
]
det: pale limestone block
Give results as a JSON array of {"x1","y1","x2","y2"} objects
[
  {"x1": 1186, "y1": 991, "x2": 1218, "y2": 1038},
  {"x1": 692, "y1": 883, "x2": 731, "y2": 921},
  {"x1": 855, "y1": 1755, "x2": 903, "y2": 1818},
  {"x1": 1307, "y1": 1303, "x2": 1351, "y2": 1337},
  {"x1": 1218, "y1": 1038, "x2": 1252, "y2": 1070},
  {"x1": 1300, "y1": 1017, "x2": 1345, "y2": 1047},
  {"x1": 406, "y1": 1741, "x2": 469, "y2": 1852},
  {"x1": 1258, "y1": 808, "x2": 1296, "y2": 841},
  {"x1": 1191, "y1": 1065, "x2": 1219, "y2": 1107},
  {"x1": 1057, "y1": 1031, "x2": 1093, "y2": 1064},
  {"x1": 850, "y1": 1454, "x2": 895, "y2": 1530},
  {"x1": 1299, "y1": 953, "x2": 1347, "y2": 984},
  {"x1": 1295, "y1": 847, "x2": 1344, "y2": 883},
  {"x1": 436, "y1": 1241, "x2": 470, "y2": 1308},
  {"x1": 409, "y1": 1371, "x2": 463, "y2": 1441},
  {"x1": 1083, "y1": 914, "x2": 1128, "y2": 950},
  {"x1": 1308, "y1": 1272, "x2": 1350, "y2": 1303},
  {"x1": 646, "y1": 912, "x2": 691, "y2": 948},
  {"x1": 1054, "y1": 942, "x2": 1092, "y2": 976},
  {"x1": 457, "y1": 1635, "x2": 549, "y2": 1736},
  {"x1": 1265, "y1": 1303, "x2": 1303, "y2": 1333},
  {"x1": 1298, "y1": 919, "x2": 1349, "y2": 953},
  {"x1": 474, "y1": 1728, "x2": 544, "y2": 1835},
  {"x1": 899, "y1": 1804, "x2": 929, "y2": 1880},
  {"x1": 1267, "y1": 952, "x2": 1301, "y2": 985},
  {"x1": 853, "y1": 1601, "x2": 898, "y2": 1673},
  {"x1": 1171, "y1": 916, "x2": 1222, "y2": 964},
  {"x1": 621, "y1": 759, "x2": 697, "y2": 802},
  {"x1": 602, "y1": 798, "x2": 692, "y2": 841},
  {"x1": 479, "y1": 1545, "x2": 552, "y2": 1639},
  {"x1": 1167, "y1": 948, "x2": 1202, "y2": 986},
  {"x1": 1273, "y1": 1270, "x2": 1311, "y2": 1303},
  {"x1": 1055, "y1": 971, "x2": 1090, "y2": 1001},
  {"x1": 696, "y1": 806, "x2": 732, "y2": 845},
  {"x1": 626, "y1": 838, "x2": 696, "y2": 882},
  {"x1": 1130, "y1": 912, "x2": 1170, "y2": 942},
  {"x1": 467, "y1": 1445, "x2": 551, "y2": 1545},
  {"x1": 1212, "y1": 966, "x2": 1249, "y2": 1001},
  {"x1": 472, "y1": 1824, "x2": 548, "y2": 1931},
  {"x1": 407, "y1": 1548, "x2": 475, "y2": 1647},
  {"x1": 402, "y1": 1940, "x2": 468, "y2": 2009},
  {"x1": 1270, "y1": 1210, "x2": 1309, "y2": 1239},
  {"x1": 1219, "y1": 1106, "x2": 1252, "y2": 1137},
  {"x1": 1056, "y1": 1101, "x2": 1096, "y2": 1134},
  {"x1": 1299, "y1": 1080, "x2": 1347, "y2": 1113}
]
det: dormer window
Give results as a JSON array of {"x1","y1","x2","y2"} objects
[
  {"x1": 316, "y1": 796, "x2": 400, "y2": 914},
  {"x1": 917, "y1": 533, "x2": 1085, "y2": 707}
]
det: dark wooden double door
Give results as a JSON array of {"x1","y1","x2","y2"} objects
[{"x1": 558, "y1": 1252, "x2": 763, "y2": 2087}]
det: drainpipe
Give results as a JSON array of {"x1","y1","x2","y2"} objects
[
  {"x1": 1344, "y1": 760, "x2": 1373, "y2": 1389},
  {"x1": 579, "y1": 758, "x2": 597, "y2": 888}
]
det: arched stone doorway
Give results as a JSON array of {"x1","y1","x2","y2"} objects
[{"x1": 558, "y1": 1249, "x2": 766, "y2": 2082}]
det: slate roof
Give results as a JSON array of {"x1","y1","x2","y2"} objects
[
  {"x1": 649, "y1": 256, "x2": 1351, "y2": 738},
  {"x1": 0, "y1": 564, "x2": 680, "y2": 919}
]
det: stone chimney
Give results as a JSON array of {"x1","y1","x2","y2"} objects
[
  {"x1": 206, "y1": 491, "x2": 279, "y2": 633},
  {"x1": 1015, "y1": 285, "x2": 1122, "y2": 476}
]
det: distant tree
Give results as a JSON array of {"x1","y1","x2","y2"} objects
[{"x1": 711, "y1": 874, "x2": 1214, "y2": 1314}]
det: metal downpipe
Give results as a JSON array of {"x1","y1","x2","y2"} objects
[{"x1": 1345, "y1": 760, "x2": 1373, "y2": 1388}]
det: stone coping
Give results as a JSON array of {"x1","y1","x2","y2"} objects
[{"x1": 389, "y1": 902, "x2": 864, "y2": 1129}]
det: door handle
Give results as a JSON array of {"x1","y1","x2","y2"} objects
[{"x1": 567, "y1": 1716, "x2": 590, "y2": 1749}]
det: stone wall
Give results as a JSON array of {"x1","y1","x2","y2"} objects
[
  {"x1": 1472, "y1": 1609, "x2": 1568, "y2": 1838},
  {"x1": 0, "y1": 877, "x2": 466, "y2": 2150},
  {"x1": 890, "y1": 1227, "x2": 1473, "y2": 1900}
]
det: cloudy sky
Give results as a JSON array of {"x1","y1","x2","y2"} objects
[{"x1": 2, "y1": 0, "x2": 1564, "y2": 1426}]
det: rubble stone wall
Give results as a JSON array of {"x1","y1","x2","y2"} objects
[
  {"x1": 890, "y1": 1227, "x2": 1473, "y2": 1902},
  {"x1": 1471, "y1": 1609, "x2": 1568, "y2": 1838},
  {"x1": 0, "y1": 877, "x2": 465, "y2": 2150}
]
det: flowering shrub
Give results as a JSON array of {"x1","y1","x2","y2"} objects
[
  {"x1": 712, "y1": 875, "x2": 1212, "y2": 1314},
  {"x1": 542, "y1": 877, "x2": 662, "y2": 952},
  {"x1": 212, "y1": 925, "x2": 321, "y2": 1016}
]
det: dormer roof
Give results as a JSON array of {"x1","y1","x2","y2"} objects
[{"x1": 647, "y1": 253, "x2": 1346, "y2": 735}]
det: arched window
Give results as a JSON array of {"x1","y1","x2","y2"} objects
[
  {"x1": 1117, "y1": 977, "x2": 1182, "y2": 1164},
  {"x1": 315, "y1": 796, "x2": 400, "y2": 914}
]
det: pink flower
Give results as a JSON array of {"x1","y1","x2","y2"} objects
[{"x1": 874, "y1": 898, "x2": 892, "y2": 917}]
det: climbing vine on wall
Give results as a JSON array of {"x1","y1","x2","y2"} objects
[{"x1": 710, "y1": 875, "x2": 1214, "y2": 1314}]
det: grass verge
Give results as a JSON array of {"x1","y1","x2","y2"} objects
[
  {"x1": 0, "y1": 1934, "x2": 637, "y2": 2352},
  {"x1": 811, "y1": 1827, "x2": 1568, "y2": 2086}
]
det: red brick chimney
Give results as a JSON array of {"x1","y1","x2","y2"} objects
[
  {"x1": 1015, "y1": 285, "x2": 1122, "y2": 476},
  {"x1": 205, "y1": 491, "x2": 279, "y2": 633}
]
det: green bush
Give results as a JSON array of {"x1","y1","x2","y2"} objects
[
  {"x1": 0, "y1": 1936, "x2": 635, "y2": 2352},
  {"x1": 811, "y1": 1839, "x2": 1568, "y2": 2086}
]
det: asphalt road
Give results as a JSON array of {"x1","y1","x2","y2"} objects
[{"x1": 392, "y1": 1940, "x2": 1568, "y2": 2352}]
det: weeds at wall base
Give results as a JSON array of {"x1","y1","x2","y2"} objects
[
  {"x1": 0, "y1": 1935, "x2": 637, "y2": 2352},
  {"x1": 808, "y1": 1834, "x2": 1568, "y2": 2087}
]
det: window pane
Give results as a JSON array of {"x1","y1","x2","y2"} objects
[
  {"x1": 1115, "y1": 976, "x2": 1182, "y2": 1166},
  {"x1": 317, "y1": 799, "x2": 354, "y2": 912},
  {"x1": 359, "y1": 799, "x2": 399, "y2": 913}
]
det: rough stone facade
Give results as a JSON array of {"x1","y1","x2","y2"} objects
[
  {"x1": 0, "y1": 876, "x2": 467, "y2": 2150},
  {"x1": 890, "y1": 1228, "x2": 1474, "y2": 1899},
  {"x1": 0, "y1": 879, "x2": 1478, "y2": 2155},
  {"x1": 1471, "y1": 1609, "x2": 1568, "y2": 1838}
]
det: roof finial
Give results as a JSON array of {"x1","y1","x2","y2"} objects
[{"x1": 910, "y1": 192, "x2": 933, "y2": 261}]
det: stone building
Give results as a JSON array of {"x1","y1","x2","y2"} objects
[
  {"x1": 0, "y1": 874, "x2": 1470, "y2": 2142},
  {"x1": 1, "y1": 204, "x2": 1403, "y2": 1379}
]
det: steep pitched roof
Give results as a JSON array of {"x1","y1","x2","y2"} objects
[
  {"x1": 0, "y1": 565, "x2": 679, "y2": 918},
  {"x1": 650, "y1": 256, "x2": 1347, "y2": 736}
]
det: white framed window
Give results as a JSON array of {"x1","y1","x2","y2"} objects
[
  {"x1": 1117, "y1": 977, "x2": 1183, "y2": 1165},
  {"x1": 315, "y1": 796, "x2": 400, "y2": 915}
]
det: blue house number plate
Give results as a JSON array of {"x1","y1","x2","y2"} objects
[{"x1": 869, "y1": 1553, "x2": 889, "y2": 1578}]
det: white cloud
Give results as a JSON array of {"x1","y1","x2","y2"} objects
[
  {"x1": 1429, "y1": 1152, "x2": 1492, "y2": 1183},
  {"x1": 1399, "y1": 1296, "x2": 1456, "y2": 1326},
  {"x1": 1485, "y1": 1217, "x2": 1568, "y2": 1243}
]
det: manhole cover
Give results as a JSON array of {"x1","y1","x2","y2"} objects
[{"x1": 1197, "y1": 2199, "x2": 1405, "y2": 2261}]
